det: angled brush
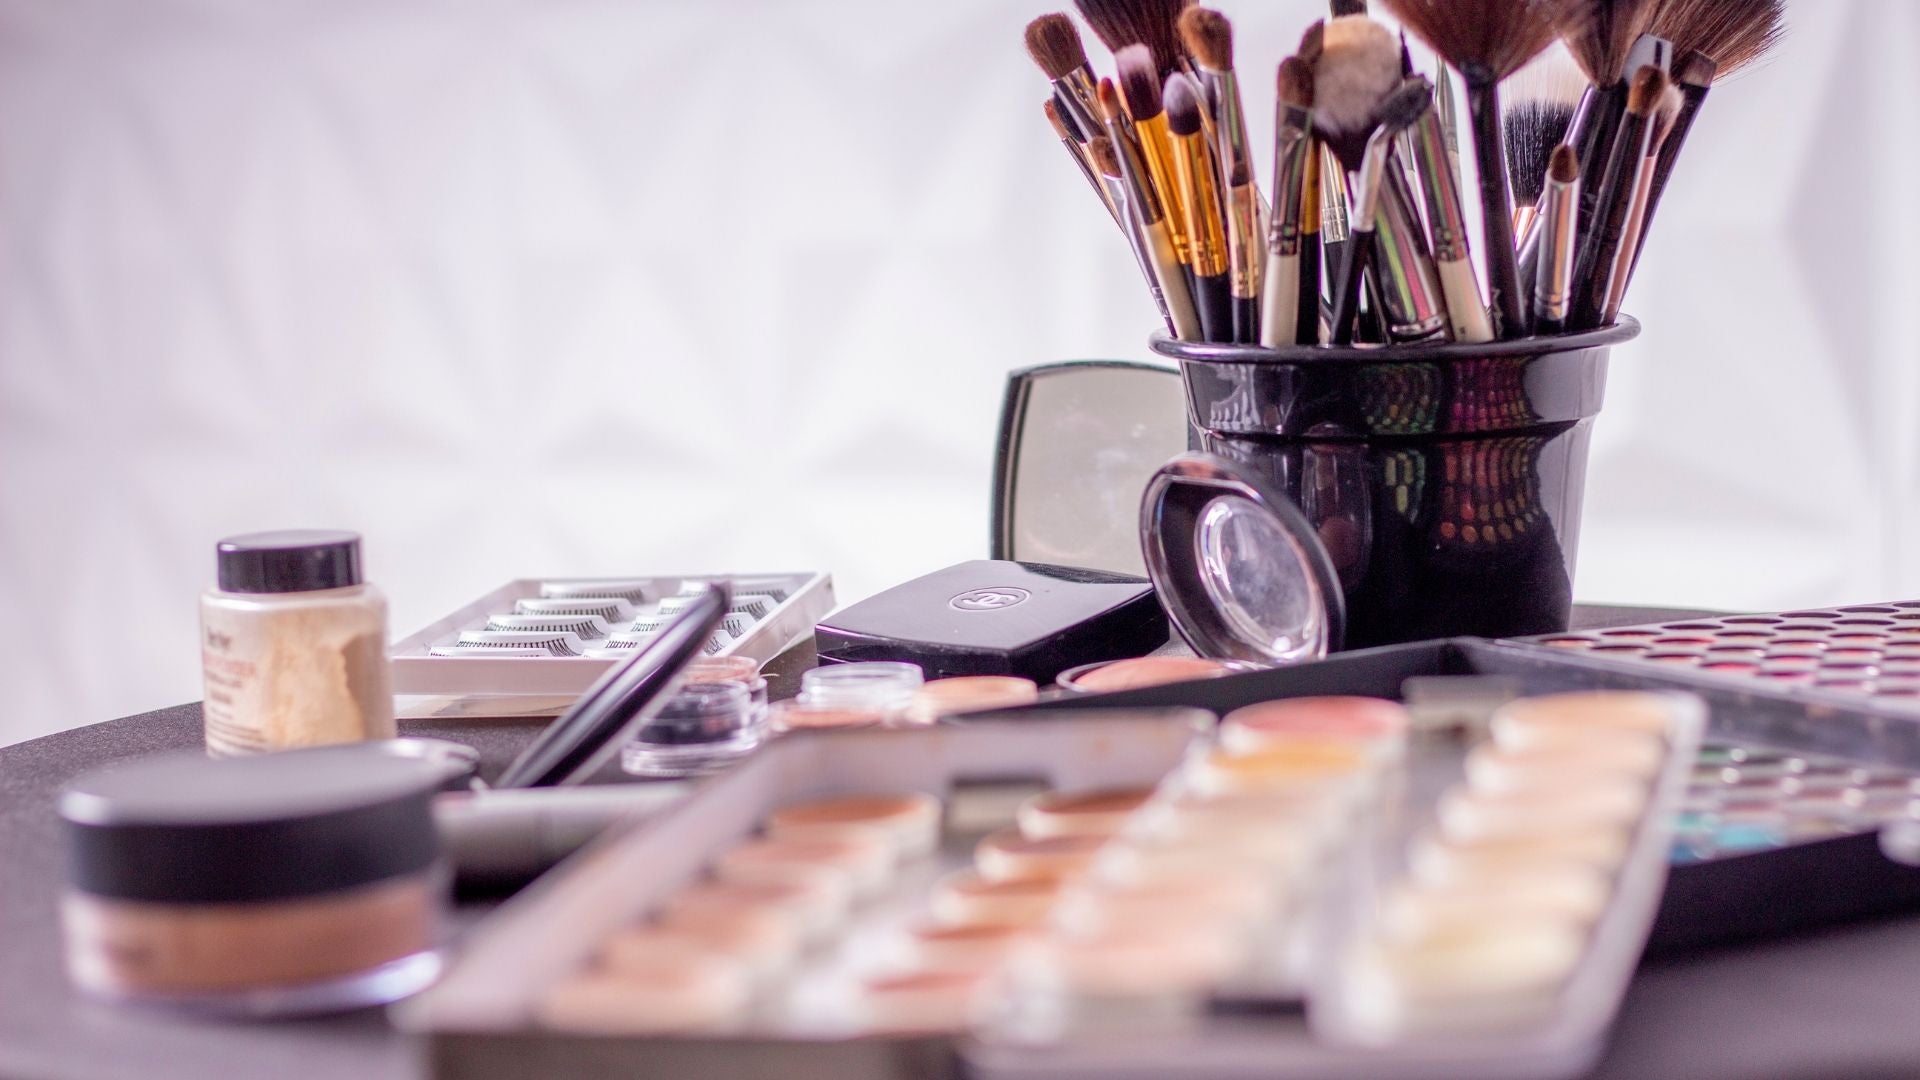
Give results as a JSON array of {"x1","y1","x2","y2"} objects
[
  {"x1": 1045, "y1": 97, "x2": 1121, "y2": 226},
  {"x1": 1180, "y1": 7, "x2": 1262, "y2": 342},
  {"x1": 1026, "y1": 13, "x2": 1105, "y2": 142},
  {"x1": 1532, "y1": 143, "x2": 1580, "y2": 334}
]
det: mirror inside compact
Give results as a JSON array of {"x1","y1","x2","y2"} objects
[
  {"x1": 1139, "y1": 453, "x2": 1345, "y2": 666},
  {"x1": 991, "y1": 361, "x2": 1189, "y2": 577}
]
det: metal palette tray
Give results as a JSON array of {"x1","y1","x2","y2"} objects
[{"x1": 397, "y1": 646, "x2": 1708, "y2": 1080}]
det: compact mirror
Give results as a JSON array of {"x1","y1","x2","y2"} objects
[
  {"x1": 990, "y1": 361, "x2": 1189, "y2": 576},
  {"x1": 1141, "y1": 453, "x2": 1345, "y2": 664}
]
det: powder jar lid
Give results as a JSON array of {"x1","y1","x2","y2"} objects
[
  {"x1": 216, "y1": 529, "x2": 364, "y2": 594},
  {"x1": 61, "y1": 745, "x2": 445, "y2": 904}
]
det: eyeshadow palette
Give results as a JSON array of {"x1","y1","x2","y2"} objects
[
  {"x1": 389, "y1": 573, "x2": 834, "y2": 712},
  {"x1": 401, "y1": 682, "x2": 1700, "y2": 1080},
  {"x1": 1525, "y1": 602, "x2": 1920, "y2": 707}
]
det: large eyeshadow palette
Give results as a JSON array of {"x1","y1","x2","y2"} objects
[
  {"x1": 1525, "y1": 601, "x2": 1920, "y2": 706},
  {"x1": 1673, "y1": 739, "x2": 1920, "y2": 864},
  {"x1": 389, "y1": 573, "x2": 834, "y2": 705},
  {"x1": 402, "y1": 693, "x2": 1700, "y2": 1080}
]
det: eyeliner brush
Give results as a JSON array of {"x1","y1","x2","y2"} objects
[
  {"x1": 1532, "y1": 143, "x2": 1580, "y2": 335},
  {"x1": 1329, "y1": 83, "x2": 1434, "y2": 344},
  {"x1": 1603, "y1": 81, "x2": 1680, "y2": 320},
  {"x1": 1089, "y1": 134, "x2": 1179, "y2": 335},
  {"x1": 1568, "y1": 64, "x2": 1666, "y2": 329},
  {"x1": 1164, "y1": 72, "x2": 1234, "y2": 342},
  {"x1": 1045, "y1": 97, "x2": 1123, "y2": 227},
  {"x1": 1262, "y1": 56, "x2": 1316, "y2": 347},
  {"x1": 1382, "y1": 0, "x2": 1568, "y2": 338},
  {"x1": 1026, "y1": 13, "x2": 1105, "y2": 144},
  {"x1": 1180, "y1": 7, "x2": 1261, "y2": 343},
  {"x1": 1099, "y1": 78, "x2": 1204, "y2": 339}
]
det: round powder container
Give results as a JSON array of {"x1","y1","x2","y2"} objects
[
  {"x1": 798, "y1": 662, "x2": 925, "y2": 716},
  {"x1": 975, "y1": 828, "x2": 1107, "y2": 882},
  {"x1": 59, "y1": 745, "x2": 448, "y2": 1016},
  {"x1": 905, "y1": 676, "x2": 1040, "y2": 725},
  {"x1": 765, "y1": 793, "x2": 942, "y2": 860},
  {"x1": 1219, "y1": 696, "x2": 1410, "y2": 758},
  {"x1": 1490, "y1": 691, "x2": 1684, "y2": 743},
  {"x1": 1017, "y1": 787, "x2": 1155, "y2": 840},
  {"x1": 1057, "y1": 656, "x2": 1244, "y2": 694},
  {"x1": 621, "y1": 680, "x2": 765, "y2": 778}
]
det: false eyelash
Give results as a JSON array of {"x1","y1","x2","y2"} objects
[
  {"x1": 484, "y1": 614, "x2": 611, "y2": 639},
  {"x1": 540, "y1": 580, "x2": 654, "y2": 605},
  {"x1": 455, "y1": 631, "x2": 585, "y2": 656},
  {"x1": 659, "y1": 593, "x2": 778, "y2": 621},
  {"x1": 513, "y1": 597, "x2": 637, "y2": 622},
  {"x1": 678, "y1": 579, "x2": 792, "y2": 604},
  {"x1": 430, "y1": 645, "x2": 550, "y2": 658}
]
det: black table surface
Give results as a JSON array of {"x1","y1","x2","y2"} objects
[{"x1": 9, "y1": 607, "x2": 1920, "y2": 1080}]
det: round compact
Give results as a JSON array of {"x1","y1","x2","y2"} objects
[
  {"x1": 1056, "y1": 656, "x2": 1246, "y2": 694},
  {"x1": 1490, "y1": 691, "x2": 1685, "y2": 741},
  {"x1": 1017, "y1": 787, "x2": 1155, "y2": 839},
  {"x1": 663, "y1": 879, "x2": 847, "y2": 946},
  {"x1": 1219, "y1": 697, "x2": 1410, "y2": 757},
  {"x1": 855, "y1": 970, "x2": 995, "y2": 1032},
  {"x1": 770, "y1": 702, "x2": 889, "y2": 733},
  {"x1": 905, "y1": 676, "x2": 1040, "y2": 724},
  {"x1": 1054, "y1": 874, "x2": 1272, "y2": 936},
  {"x1": 1464, "y1": 739, "x2": 1663, "y2": 793},
  {"x1": 765, "y1": 793, "x2": 942, "y2": 860},
  {"x1": 1138, "y1": 453, "x2": 1345, "y2": 666},
  {"x1": 975, "y1": 829, "x2": 1107, "y2": 882},
  {"x1": 653, "y1": 905, "x2": 803, "y2": 982},
  {"x1": 58, "y1": 745, "x2": 448, "y2": 1016},
  {"x1": 1023, "y1": 925, "x2": 1238, "y2": 997},
  {"x1": 1187, "y1": 741, "x2": 1370, "y2": 797},
  {"x1": 1437, "y1": 781, "x2": 1648, "y2": 844},
  {"x1": 904, "y1": 922, "x2": 1035, "y2": 973},
  {"x1": 600, "y1": 924, "x2": 793, "y2": 987}
]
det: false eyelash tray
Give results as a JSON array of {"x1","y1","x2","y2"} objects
[{"x1": 389, "y1": 573, "x2": 833, "y2": 710}]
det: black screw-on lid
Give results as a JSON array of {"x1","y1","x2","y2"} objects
[
  {"x1": 216, "y1": 530, "x2": 364, "y2": 593},
  {"x1": 61, "y1": 745, "x2": 444, "y2": 904}
]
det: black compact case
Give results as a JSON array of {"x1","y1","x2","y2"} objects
[{"x1": 812, "y1": 560, "x2": 1169, "y2": 683}]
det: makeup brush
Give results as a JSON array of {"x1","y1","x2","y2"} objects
[
  {"x1": 1088, "y1": 134, "x2": 1179, "y2": 334},
  {"x1": 1381, "y1": 0, "x2": 1567, "y2": 338},
  {"x1": 1263, "y1": 56, "x2": 1318, "y2": 347},
  {"x1": 1503, "y1": 53, "x2": 1584, "y2": 237},
  {"x1": 1532, "y1": 144, "x2": 1580, "y2": 334},
  {"x1": 1075, "y1": 0, "x2": 1193, "y2": 77},
  {"x1": 1568, "y1": 63, "x2": 1666, "y2": 329},
  {"x1": 1405, "y1": 77, "x2": 1495, "y2": 342},
  {"x1": 1163, "y1": 72, "x2": 1233, "y2": 342},
  {"x1": 1045, "y1": 97, "x2": 1122, "y2": 226},
  {"x1": 1328, "y1": 81, "x2": 1434, "y2": 345},
  {"x1": 1116, "y1": 46, "x2": 1196, "y2": 276},
  {"x1": 1179, "y1": 7, "x2": 1261, "y2": 343},
  {"x1": 1099, "y1": 78, "x2": 1204, "y2": 339},
  {"x1": 1631, "y1": 0, "x2": 1784, "y2": 268},
  {"x1": 1602, "y1": 82, "x2": 1680, "y2": 321},
  {"x1": 1026, "y1": 13, "x2": 1105, "y2": 142}
]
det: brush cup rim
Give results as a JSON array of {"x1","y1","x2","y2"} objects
[{"x1": 1149, "y1": 316, "x2": 1638, "y2": 365}]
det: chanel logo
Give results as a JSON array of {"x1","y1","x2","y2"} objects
[{"x1": 950, "y1": 587, "x2": 1030, "y2": 612}]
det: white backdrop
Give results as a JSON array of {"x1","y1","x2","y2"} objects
[{"x1": 1, "y1": 0, "x2": 1912, "y2": 745}]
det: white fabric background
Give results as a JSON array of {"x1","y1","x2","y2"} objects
[{"x1": 0, "y1": 0, "x2": 1911, "y2": 745}]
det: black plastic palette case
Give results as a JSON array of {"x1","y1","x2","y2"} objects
[
  {"x1": 399, "y1": 667, "x2": 1704, "y2": 1080},
  {"x1": 389, "y1": 573, "x2": 833, "y2": 716}
]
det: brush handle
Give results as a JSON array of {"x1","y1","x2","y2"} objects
[
  {"x1": 1296, "y1": 236, "x2": 1322, "y2": 344},
  {"x1": 1467, "y1": 82, "x2": 1528, "y2": 338},
  {"x1": 1571, "y1": 81, "x2": 1628, "y2": 260},
  {"x1": 1437, "y1": 257, "x2": 1494, "y2": 343},
  {"x1": 1627, "y1": 84, "x2": 1706, "y2": 282},
  {"x1": 1330, "y1": 230, "x2": 1374, "y2": 346},
  {"x1": 1146, "y1": 219, "x2": 1202, "y2": 340},
  {"x1": 1261, "y1": 253, "x2": 1299, "y2": 348},
  {"x1": 1193, "y1": 271, "x2": 1235, "y2": 344},
  {"x1": 1518, "y1": 84, "x2": 1607, "y2": 297},
  {"x1": 1569, "y1": 109, "x2": 1652, "y2": 329},
  {"x1": 1233, "y1": 297, "x2": 1259, "y2": 345}
]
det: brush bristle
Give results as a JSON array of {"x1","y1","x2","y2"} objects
[
  {"x1": 1026, "y1": 13, "x2": 1091, "y2": 80},
  {"x1": 1312, "y1": 16, "x2": 1402, "y2": 142},
  {"x1": 1075, "y1": 0, "x2": 1194, "y2": 76},
  {"x1": 1164, "y1": 73, "x2": 1204, "y2": 136},
  {"x1": 1278, "y1": 55, "x2": 1316, "y2": 110},
  {"x1": 1381, "y1": 0, "x2": 1571, "y2": 82},
  {"x1": 1089, "y1": 134, "x2": 1123, "y2": 177},
  {"x1": 1548, "y1": 142, "x2": 1579, "y2": 182},
  {"x1": 1648, "y1": 0, "x2": 1782, "y2": 77},
  {"x1": 1177, "y1": 7, "x2": 1233, "y2": 72},
  {"x1": 1044, "y1": 98, "x2": 1073, "y2": 141},
  {"x1": 1504, "y1": 100, "x2": 1574, "y2": 205},
  {"x1": 1298, "y1": 19, "x2": 1326, "y2": 63},
  {"x1": 1649, "y1": 83, "x2": 1683, "y2": 145},
  {"x1": 1554, "y1": 0, "x2": 1654, "y2": 85},
  {"x1": 1116, "y1": 45, "x2": 1166, "y2": 120},
  {"x1": 1674, "y1": 49, "x2": 1716, "y2": 88},
  {"x1": 1625, "y1": 64, "x2": 1668, "y2": 114},
  {"x1": 1097, "y1": 77, "x2": 1126, "y2": 123},
  {"x1": 1376, "y1": 77, "x2": 1434, "y2": 134},
  {"x1": 1331, "y1": 0, "x2": 1369, "y2": 14}
]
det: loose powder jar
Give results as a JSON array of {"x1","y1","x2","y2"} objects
[
  {"x1": 200, "y1": 529, "x2": 395, "y2": 756},
  {"x1": 60, "y1": 744, "x2": 448, "y2": 1016}
]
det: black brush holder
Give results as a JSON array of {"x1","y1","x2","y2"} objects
[{"x1": 1151, "y1": 318, "x2": 1638, "y2": 649}]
